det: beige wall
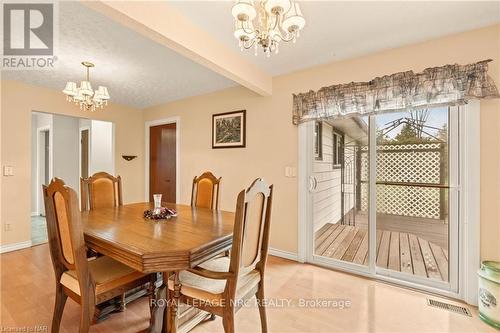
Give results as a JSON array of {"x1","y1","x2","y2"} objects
[
  {"x1": 1, "y1": 25, "x2": 499, "y2": 261},
  {"x1": 144, "y1": 24, "x2": 500, "y2": 261},
  {"x1": 1, "y1": 80, "x2": 144, "y2": 246}
]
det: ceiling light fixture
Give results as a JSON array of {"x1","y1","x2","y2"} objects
[
  {"x1": 62, "y1": 62, "x2": 110, "y2": 112},
  {"x1": 232, "y1": 0, "x2": 306, "y2": 57}
]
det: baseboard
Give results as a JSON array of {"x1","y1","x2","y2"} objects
[
  {"x1": 268, "y1": 247, "x2": 299, "y2": 261},
  {"x1": 0, "y1": 241, "x2": 32, "y2": 254},
  {"x1": 31, "y1": 212, "x2": 39, "y2": 217}
]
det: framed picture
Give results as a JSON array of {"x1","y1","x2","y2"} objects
[{"x1": 212, "y1": 110, "x2": 246, "y2": 149}]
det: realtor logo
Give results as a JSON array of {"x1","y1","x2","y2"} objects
[
  {"x1": 3, "y1": 3, "x2": 53, "y2": 55},
  {"x1": 2, "y1": 2, "x2": 57, "y2": 69}
]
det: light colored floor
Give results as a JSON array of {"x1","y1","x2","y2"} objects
[
  {"x1": 30, "y1": 216, "x2": 48, "y2": 246},
  {"x1": 0, "y1": 244, "x2": 494, "y2": 333},
  {"x1": 315, "y1": 223, "x2": 449, "y2": 282}
]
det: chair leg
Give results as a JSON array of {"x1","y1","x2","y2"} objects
[
  {"x1": 256, "y1": 282, "x2": 268, "y2": 333},
  {"x1": 222, "y1": 311, "x2": 235, "y2": 333},
  {"x1": 79, "y1": 295, "x2": 95, "y2": 333},
  {"x1": 51, "y1": 285, "x2": 67, "y2": 333}
]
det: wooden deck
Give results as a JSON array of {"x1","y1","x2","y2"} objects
[{"x1": 315, "y1": 223, "x2": 449, "y2": 282}]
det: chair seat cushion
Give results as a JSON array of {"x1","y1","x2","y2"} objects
[
  {"x1": 168, "y1": 256, "x2": 260, "y2": 306},
  {"x1": 60, "y1": 256, "x2": 145, "y2": 296}
]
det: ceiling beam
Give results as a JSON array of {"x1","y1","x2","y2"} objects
[{"x1": 81, "y1": 1, "x2": 272, "y2": 96}]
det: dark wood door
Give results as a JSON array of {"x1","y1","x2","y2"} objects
[{"x1": 149, "y1": 123, "x2": 176, "y2": 203}]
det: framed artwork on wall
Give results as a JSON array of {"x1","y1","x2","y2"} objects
[{"x1": 212, "y1": 110, "x2": 246, "y2": 149}]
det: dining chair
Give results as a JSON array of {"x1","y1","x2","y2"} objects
[
  {"x1": 43, "y1": 178, "x2": 152, "y2": 333},
  {"x1": 191, "y1": 171, "x2": 221, "y2": 210},
  {"x1": 80, "y1": 171, "x2": 122, "y2": 211},
  {"x1": 80, "y1": 171, "x2": 152, "y2": 313},
  {"x1": 168, "y1": 178, "x2": 273, "y2": 333}
]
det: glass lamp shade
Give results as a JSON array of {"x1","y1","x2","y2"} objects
[
  {"x1": 79, "y1": 81, "x2": 93, "y2": 96},
  {"x1": 264, "y1": 0, "x2": 291, "y2": 14},
  {"x1": 282, "y1": 3, "x2": 305, "y2": 32},
  {"x1": 234, "y1": 20, "x2": 255, "y2": 41},
  {"x1": 62, "y1": 81, "x2": 77, "y2": 96},
  {"x1": 231, "y1": 0, "x2": 256, "y2": 21}
]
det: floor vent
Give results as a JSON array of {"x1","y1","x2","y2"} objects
[{"x1": 427, "y1": 299, "x2": 472, "y2": 317}]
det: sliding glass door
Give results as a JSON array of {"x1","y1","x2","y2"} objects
[{"x1": 308, "y1": 107, "x2": 459, "y2": 292}]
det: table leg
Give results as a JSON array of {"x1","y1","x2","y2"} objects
[{"x1": 147, "y1": 273, "x2": 167, "y2": 333}]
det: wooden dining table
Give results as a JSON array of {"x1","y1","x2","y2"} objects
[{"x1": 81, "y1": 202, "x2": 235, "y2": 333}]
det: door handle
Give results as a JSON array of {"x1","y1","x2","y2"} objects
[
  {"x1": 164, "y1": 179, "x2": 170, "y2": 183},
  {"x1": 308, "y1": 176, "x2": 318, "y2": 192}
]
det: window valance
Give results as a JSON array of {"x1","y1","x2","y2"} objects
[{"x1": 292, "y1": 60, "x2": 499, "y2": 125}]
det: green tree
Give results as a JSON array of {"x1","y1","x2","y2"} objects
[{"x1": 393, "y1": 123, "x2": 421, "y2": 143}]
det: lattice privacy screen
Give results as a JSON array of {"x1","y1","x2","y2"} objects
[{"x1": 360, "y1": 142, "x2": 447, "y2": 220}]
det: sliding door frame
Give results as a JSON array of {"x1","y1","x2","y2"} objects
[{"x1": 298, "y1": 102, "x2": 480, "y2": 304}]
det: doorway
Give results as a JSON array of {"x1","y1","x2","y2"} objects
[
  {"x1": 32, "y1": 123, "x2": 51, "y2": 246},
  {"x1": 148, "y1": 122, "x2": 177, "y2": 203}
]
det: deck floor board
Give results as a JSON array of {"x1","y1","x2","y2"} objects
[{"x1": 315, "y1": 223, "x2": 448, "y2": 282}]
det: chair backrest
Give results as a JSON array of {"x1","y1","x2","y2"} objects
[
  {"x1": 229, "y1": 178, "x2": 273, "y2": 278},
  {"x1": 43, "y1": 178, "x2": 92, "y2": 295},
  {"x1": 190, "y1": 171, "x2": 221, "y2": 210},
  {"x1": 80, "y1": 172, "x2": 123, "y2": 211}
]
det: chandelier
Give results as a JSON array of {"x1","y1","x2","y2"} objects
[
  {"x1": 62, "y1": 62, "x2": 110, "y2": 112},
  {"x1": 232, "y1": 0, "x2": 306, "y2": 57}
]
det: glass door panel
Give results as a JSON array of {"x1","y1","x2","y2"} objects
[
  {"x1": 312, "y1": 117, "x2": 370, "y2": 267},
  {"x1": 374, "y1": 107, "x2": 451, "y2": 283}
]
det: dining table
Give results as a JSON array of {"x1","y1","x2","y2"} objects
[{"x1": 81, "y1": 202, "x2": 235, "y2": 333}]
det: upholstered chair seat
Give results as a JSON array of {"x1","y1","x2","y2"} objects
[
  {"x1": 61, "y1": 256, "x2": 146, "y2": 296},
  {"x1": 168, "y1": 256, "x2": 260, "y2": 305}
]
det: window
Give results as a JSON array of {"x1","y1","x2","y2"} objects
[
  {"x1": 314, "y1": 121, "x2": 322, "y2": 160},
  {"x1": 332, "y1": 132, "x2": 341, "y2": 167}
]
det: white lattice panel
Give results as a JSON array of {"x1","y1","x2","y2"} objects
[{"x1": 360, "y1": 142, "x2": 445, "y2": 219}]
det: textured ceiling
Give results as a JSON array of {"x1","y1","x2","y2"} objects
[
  {"x1": 170, "y1": 1, "x2": 500, "y2": 76},
  {"x1": 1, "y1": 1, "x2": 237, "y2": 109},
  {"x1": 3, "y1": 1, "x2": 500, "y2": 109}
]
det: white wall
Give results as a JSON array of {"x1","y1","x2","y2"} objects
[
  {"x1": 52, "y1": 115, "x2": 80, "y2": 191},
  {"x1": 89, "y1": 120, "x2": 114, "y2": 175}
]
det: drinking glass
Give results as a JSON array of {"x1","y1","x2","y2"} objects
[{"x1": 153, "y1": 194, "x2": 162, "y2": 214}]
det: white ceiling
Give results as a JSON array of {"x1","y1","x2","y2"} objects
[
  {"x1": 3, "y1": 1, "x2": 500, "y2": 109},
  {"x1": 170, "y1": 1, "x2": 500, "y2": 76},
  {"x1": 2, "y1": 1, "x2": 237, "y2": 109}
]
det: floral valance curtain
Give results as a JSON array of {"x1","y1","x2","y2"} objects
[{"x1": 292, "y1": 60, "x2": 499, "y2": 125}]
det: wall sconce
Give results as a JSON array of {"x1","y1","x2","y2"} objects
[{"x1": 122, "y1": 155, "x2": 137, "y2": 161}]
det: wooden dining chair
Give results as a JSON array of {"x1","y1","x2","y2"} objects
[
  {"x1": 80, "y1": 172, "x2": 122, "y2": 211},
  {"x1": 191, "y1": 171, "x2": 221, "y2": 210},
  {"x1": 169, "y1": 178, "x2": 273, "y2": 333},
  {"x1": 43, "y1": 178, "x2": 152, "y2": 333}
]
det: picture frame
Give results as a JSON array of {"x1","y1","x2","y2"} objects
[{"x1": 212, "y1": 110, "x2": 246, "y2": 149}]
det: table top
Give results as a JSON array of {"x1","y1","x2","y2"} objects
[{"x1": 82, "y1": 202, "x2": 235, "y2": 273}]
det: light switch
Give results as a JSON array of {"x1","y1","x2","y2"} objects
[
  {"x1": 285, "y1": 166, "x2": 297, "y2": 178},
  {"x1": 3, "y1": 166, "x2": 14, "y2": 176}
]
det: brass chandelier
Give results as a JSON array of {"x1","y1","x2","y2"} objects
[
  {"x1": 232, "y1": 0, "x2": 306, "y2": 57},
  {"x1": 62, "y1": 62, "x2": 110, "y2": 112}
]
